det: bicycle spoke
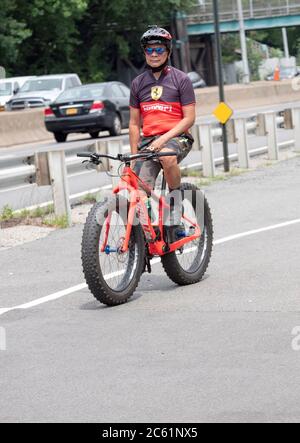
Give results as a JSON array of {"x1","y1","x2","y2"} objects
[
  {"x1": 175, "y1": 199, "x2": 207, "y2": 273},
  {"x1": 98, "y1": 210, "x2": 138, "y2": 291}
]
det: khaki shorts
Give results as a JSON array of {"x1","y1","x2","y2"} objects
[{"x1": 133, "y1": 134, "x2": 194, "y2": 190}]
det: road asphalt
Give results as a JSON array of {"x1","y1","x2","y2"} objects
[{"x1": 0, "y1": 154, "x2": 300, "y2": 423}]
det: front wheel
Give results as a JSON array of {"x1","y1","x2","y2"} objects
[
  {"x1": 81, "y1": 196, "x2": 145, "y2": 306},
  {"x1": 161, "y1": 183, "x2": 213, "y2": 286}
]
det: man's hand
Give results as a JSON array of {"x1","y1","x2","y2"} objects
[{"x1": 148, "y1": 136, "x2": 167, "y2": 152}]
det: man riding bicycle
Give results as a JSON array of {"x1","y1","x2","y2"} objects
[{"x1": 129, "y1": 25, "x2": 196, "y2": 235}]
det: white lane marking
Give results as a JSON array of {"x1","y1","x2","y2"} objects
[
  {"x1": 0, "y1": 218, "x2": 300, "y2": 317},
  {"x1": 0, "y1": 284, "x2": 87, "y2": 316},
  {"x1": 0, "y1": 308, "x2": 13, "y2": 316},
  {"x1": 0, "y1": 184, "x2": 32, "y2": 194},
  {"x1": 214, "y1": 219, "x2": 300, "y2": 245}
]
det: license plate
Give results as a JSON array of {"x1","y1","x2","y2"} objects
[{"x1": 66, "y1": 108, "x2": 78, "y2": 115}]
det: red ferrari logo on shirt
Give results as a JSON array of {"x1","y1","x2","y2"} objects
[{"x1": 151, "y1": 86, "x2": 163, "y2": 101}]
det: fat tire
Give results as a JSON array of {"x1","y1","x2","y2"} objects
[
  {"x1": 81, "y1": 196, "x2": 145, "y2": 306},
  {"x1": 161, "y1": 183, "x2": 213, "y2": 286}
]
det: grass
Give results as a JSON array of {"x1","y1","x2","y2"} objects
[
  {"x1": 80, "y1": 193, "x2": 98, "y2": 204},
  {"x1": 194, "y1": 167, "x2": 249, "y2": 187},
  {"x1": 181, "y1": 168, "x2": 201, "y2": 178},
  {"x1": 0, "y1": 203, "x2": 68, "y2": 229},
  {"x1": 0, "y1": 205, "x2": 14, "y2": 221},
  {"x1": 43, "y1": 215, "x2": 69, "y2": 229}
]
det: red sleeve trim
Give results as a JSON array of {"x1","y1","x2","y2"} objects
[{"x1": 181, "y1": 102, "x2": 196, "y2": 107}]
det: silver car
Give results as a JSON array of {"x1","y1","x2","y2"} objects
[{"x1": 6, "y1": 74, "x2": 81, "y2": 110}]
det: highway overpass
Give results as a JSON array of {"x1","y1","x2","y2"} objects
[
  {"x1": 181, "y1": 1, "x2": 300, "y2": 85},
  {"x1": 187, "y1": 0, "x2": 300, "y2": 35}
]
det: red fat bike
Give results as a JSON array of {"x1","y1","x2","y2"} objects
[{"x1": 77, "y1": 150, "x2": 213, "y2": 306}]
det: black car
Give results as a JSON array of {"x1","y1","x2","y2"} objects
[{"x1": 44, "y1": 82, "x2": 130, "y2": 142}]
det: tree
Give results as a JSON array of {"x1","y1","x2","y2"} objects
[
  {"x1": 12, "y1": 0, "x2": 88, "y2": 75},
  {"x1": 76, "y1": 0, "x2": 195, "y2": 81},
  {"x1": 0, "y1": 0, "x2": 194, "y2": 80},
  {"x1": 0, "y1": 0, "x2": 31, "y2": 75}
]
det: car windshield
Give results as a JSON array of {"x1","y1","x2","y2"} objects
[
  {"x1": 0, "y1": 83, "x2": 12, "y2": 96},
  {"x1": 20, "y1": 79, "x2": 63, "y2": 92},
  {"x1": 56, "y1": 85, "x2": 105, "y2": 102}
]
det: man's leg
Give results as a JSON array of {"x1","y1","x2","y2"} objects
[
  {"x1": 159, "y1": 136, "x2": 193, "y2": 237},
  {"x1": 159, "y1": 148, "x2": 181, "y2": 190},
  {"x1": 133, "y1": 158, "x2": 162, "y2": 191}
]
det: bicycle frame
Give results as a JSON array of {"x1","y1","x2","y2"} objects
[{"x1": 100, "y1": 163, "x2": 202, "y2": 257}]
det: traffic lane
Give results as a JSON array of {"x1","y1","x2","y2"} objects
[
  {"x1": 1, "y1": 224, "x2": 300, "y2": 422},
  {"x1": 1, "y1": 96, "x2": 299, "y2": 155},
  {"x1": 197, "y1": 100, "x2": 300, "y2": 122},
  {"x1": 213, "y1": 128, "x2": 294, "y2": 159},
  {"x1": 1, "y1": 156, "x2": 300, "y2": 309},
  {"x1": 0, "y1": 130, "x2": 129, "y2": 158}
]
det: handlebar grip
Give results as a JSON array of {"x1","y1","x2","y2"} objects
[{"x1": 77, "y1": 152, "x2": 93, "y2": 158}]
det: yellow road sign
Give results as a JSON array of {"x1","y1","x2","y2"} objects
[{"x1": 213, "y1": 102, "x2": 233, "y2": 124}]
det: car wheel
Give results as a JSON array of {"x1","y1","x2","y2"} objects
[
  {"x1": 89, "y1": 131, "x2": 100, "y2": 139},
  {"x1": 54, "y1": 132, "x2": 67, "y2": 143},
  {"x1": 109, "y1": 114, "x2": 122, "y2": 136}
]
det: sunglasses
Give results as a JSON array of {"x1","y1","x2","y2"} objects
[{"x1": 145, "y1": 47, "x2": 167, "y2": 55}]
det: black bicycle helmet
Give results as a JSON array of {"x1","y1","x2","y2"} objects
[{"x1": 140, "y1": 25, "x2": 173, "y2": 52}]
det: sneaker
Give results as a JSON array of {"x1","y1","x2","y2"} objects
[{"x1": 165, "y1": 224, "x2": 185, "y2": 244}]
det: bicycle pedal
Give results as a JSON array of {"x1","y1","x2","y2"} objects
[{"x1": 165, "y1": 225, "x2": 182, "y2": 244}]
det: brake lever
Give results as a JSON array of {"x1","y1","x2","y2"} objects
[{"x1": 90, "y1": 154, "x2": 102, "y2": 165}]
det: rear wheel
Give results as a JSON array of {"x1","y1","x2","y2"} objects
[
  {"x1": 109, "y1": 114, "x2": 122, "y2": 136},
  {"x1": 161, "y1": 183, "x2": 213, "y2": 285},
  {"x1": 89, "y1": 131, "x2": 99, "y2": 139},
  {"x1": 81, "y1": 196, "x2": 145, "y2": 306},
  {"x1": 54, "y1": 132, "x2": 67, "y2": 143}
]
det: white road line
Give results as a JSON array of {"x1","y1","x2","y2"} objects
[
  {"x1": 0, "y1": 218, "x2": 300, "y2": 317},
  {"x1": 214, "y1": 219, "x2": 300, "y2": 245},
  {"x1": 0, "y1": 284, "x2": 87, "y2": 317}
]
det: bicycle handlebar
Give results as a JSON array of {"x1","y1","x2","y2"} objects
[{"x1": 77, "y1": 151, "x2": 178, "y2": 163}]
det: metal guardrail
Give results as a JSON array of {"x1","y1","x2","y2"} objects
[
  {"x1": 0, "y1": 111, "x2": 290, "y2": 190},
  {"x1": 0, "y1": 139, "x2": 130, "y2": 189},
  {"x1": 187, "y1": 0, "x2": 300, "y2": 24}
]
